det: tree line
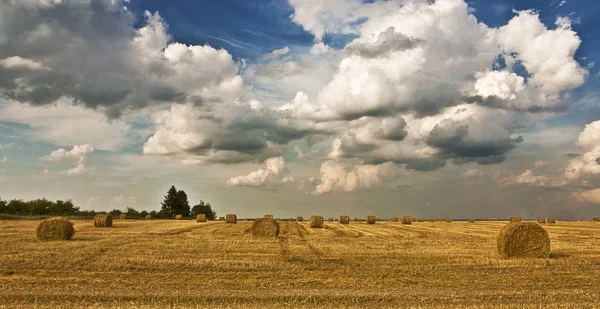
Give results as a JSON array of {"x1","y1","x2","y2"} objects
[{"x1": 0, "y1": 185, "x2": 217, "y2": 220}]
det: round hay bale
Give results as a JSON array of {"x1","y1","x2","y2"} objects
[
  {"x1": 288, "y1": 218, "x2": 294, "y2": 222},
  {"x1": 593, "y1": 217, "x2": 599, "y2": 222},
  {"x1": 411, "y1": 217, "x2": 417, "y2": 223},
  {"x1": 36, "y1": 218, "x2": 74, "y2": 241},
  {"x1": 94, "y1": 214, "x2": 112, "y2": 228},
  {"x1": 310, "y1": 215, "x2": 324, "y2": 228},
  {"x1": 400, "y1": 216, "x2": 412, "y2": 225},
  {"x1": 445, "y1": 218, "x2": 452, "y2": 223},
  {"x1": 328, "y1": 217, "x2": 334, "y2": 222},
  {"x1": 264, "y1": 214, "x2": 274, "y2": 219},
  {"x1": 296, "y1": 216, "x2": 303, "y2": 222},
  {"x1": 468, "y1": 218, "x2": 475, "y2": 223},
  {"x1": 119, "y1": 214, "x2": 126, "y2": 220},
  {"x1": 547, "y1": 218, "x2": 556, "y2": 224},
  {"x1": 196, "y1": 214, "x2": 206, "y2": 222},
  {"x1": 390, "y1": 217, "x2": 399, "y2": 222},
  {"x1": 218, "y1": 216, "x2": 225, "y2": 221},
  {"x1": 417, "y1": 218, "x2": 424, "y2": 222},
  {"x1": 251, "y1": 218, "x2": 279, "y2": 237},
  {"x1": 510, "y1": 216, "x2": 521, "y2": 223},
  {"x1": 428, "y1": 219, "x2": 436, "y2": 222},
  {"x1": 226, "y1": 214, "x2": 237, "y2": 224},
  {"x1": 497, "y1": 222, "x2": 550, "y2": 259},
  {"x1": 176, "y1": 215, "x2": 183, "y2": 220},
  {"x1": 537, "y1": 218, "x2": 547, "y2": 224},
  {"x1": 366, "y1": 216, "x2": 376, "y2": 224},
  {"x1": 496, "y1": 218, "x2": 502, "y2": 221},
  {"x1": 353, "y1": 217, "x2": 358, "y2": 222},
  {"x1": 145, "y1": 214, "x2": 152, "y2": 220},
  {"x1": 340, "y1": 215, "x2": 350, "y2": 224},
  {"x1": 484, "y1": 218, "x2": 490, "y2": 222}
]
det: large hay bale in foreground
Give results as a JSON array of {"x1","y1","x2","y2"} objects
[
  {"x1": 401, "y1": 216, "x2": 412, "y2": 225},
  {"x1": 537, "y1": 218, "x2": 547, "y2": 224},
  {"x1": 340, "y1": 216, "x2": 350, "y2": 224},
  {"x1": 390, "y1": 217, "x2": 399, "y2": 222},
  {"x1": 119, "y1": 214, "x2": 126, "y2": 220},
  {"x1": 310, "y1": 215, "x2": 324, "y2": 228},
  {"x1": 145, "y1": 214, "x2": 152, "y2": 220},
  {"x1": 175, "y1": 215, "x2": 183, "y2": 220},
  {"x1": 510, "y1": 216, "x2": 521, "y2": 223},
  {"x1": 366, "y1": 216, "x2": 376, "y2": 224},
  {"x1": 297, "y1": 216, "x2": 303, "y2": 222},
  {"x1": 251, "y1": 218, "x2": 280, "y2": 237},
  {"x1": 196, "y1": 214, "x2": 206, "y2": 222},
  {"x1": 94, "y1": 214, "x2": 112, "y2": 228},
  {"x1": 36, "y1": 218, "x2": 74, "y2": 241},
  {"x1": 497, "y1": 222, "x2": 550, "y2": 259},
  {"x1": 264, "y1": 214, "x2": 274, "y2": 219},
  {"x1": 226, "y1": 214, "x2": 237, "y2": 224},
  {"x1": 547, "y1": 218, "x2": 556, "y2": 224}
]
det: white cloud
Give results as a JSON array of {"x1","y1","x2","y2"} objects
[
  {"x1": 61, "y1": 164, "x2": 88, "y2": 176},
  {"x1": 227, "y1": 157, "x2": 294, "y2": 187},
  {"x1": 86, "y1": 195, "x2": 101, "y2": 206},
  {"x1": 110, "y1": 195, "x2": 137, "y2": 206},
  {"x1": 461, "y1": 169, "x2": 482, "y2": 178},
  {"x1": 572, "y1": 189, "x2": 600, "y2": 204},
  {"x1": 313, "y1": 161, "x2": 399, "y2": 194},
  {"x1": 0, "y1": 143, "x2": 12, "y2": 150},
  {"x1": 564, "y1": 120, "x2": 600, "y2": 182},
  {"x1": 40, "y1": 144, "x2": 94, "y2": 165},
  {"x1": 263, "y1": 46, "x2": 290, "y2": 59},
  {"x1": 0, "y1": 56, "x2": 47, "y2": 70}
]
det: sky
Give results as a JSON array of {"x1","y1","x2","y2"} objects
[{"x1": 1, "y1": 0, "x2": 600, "y2": 219}]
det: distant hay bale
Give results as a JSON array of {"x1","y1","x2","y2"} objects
[
  {"x1": 145, "y1": 214, "x2": 152, "y2": 220},
  {"x1": 445, "y1": 218, "x2": 452, "y2": 223},
  {"x1": 366, "y1": 216, "x2": 376, "y2": 224},
  {"x1": 390, "y1": 217, "x2": 399, "y2": 222},
  {"x1": 484, "y1": 218, "x2": 490, "y2": 221},
  {"x1": 119, "y1": 214, "x2": 126, "y2": 220},
  {"x1": 428, "y1": 219, "x2": 436, "y2": 222},
  {"x1": 310, "y1": 215, "x2": 324, "y2": 228},
  {"x1": 496, "y1": 218, "x2": 502, "y2": 221},
  {"x1": 468, "y1": 219, "x2": 475, "y2": 223},
  {"x1": 510, "y1": 216, "x2": 522, "y2": 223},
  {"x1": 328, "y1": 217, "x2": 334, "y2": 222},
  {"x1": 411, "y1": 217, "x2": 417, "y2": 223},
  {"x1": 251, "y1": 217, "x2": 280, "y2": 237},
  {"x1": 36, "y1": 218, "x2": 74, "y2": 241},
  {"x1": 276, "y1": 218, "x2": 282, "y2": 221},
  {"x1": 537, "y1": 218, "x2": 547, "y2": 224},
  {"x1": 289, "y1": 218, "x2": 294, "y2": 222},
  {"x1": 340, "y1": 216, "x2": 350, "y2": 224},
  {"x1": 579, "y1": 219, "x2": 586, "y2": 222},
  {"x1": 417, "y1": 218, "x2": 424, "y2": 222},
  {"x1": 401, "y1": 216, "x2": 412, "y2": 225},
  {"x1": 547, "y1": 218, "x2": 556, "y2": 224},
  {"x1": 226, "y1": 214, "x2": 237, "y2": 224},
  {"x1": 353, "y1": 217, "x2": 358, "y2": 222},
  {"x1": 218, "y1": 216, "x2": 225, "y2": 221},
  {"x1": 593, "y1": 217, "x2": 600, "y2": 222},
  {"x1": 176, "y1": 215, "x2": 183, "y2": 220},
  {"x1": 497, "y1": 222, "x2": 550, "y2": 259},
  {"x1": 264, "y1": 214, "x2": 274, "y2": 219},
  {"x1": 376, "y1": 218, "x2": 381, "y2": 222},
  {"x1": 196, "y1": 214, "x2": 206, "y2": 222},
  {"x1": 94, "y1": 214, "x2": 112, "y2": 228},
  {"x1": 297, "y1": 216, "x2": 303, "y2": 222}
]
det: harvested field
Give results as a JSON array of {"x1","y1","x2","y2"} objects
[{"x1": 1, "y1": 219, "x2": 600, "y2": 308}]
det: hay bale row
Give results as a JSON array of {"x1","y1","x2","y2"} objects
[
  {"x1": 496, "y1": 218, "x2": 502, "y2": 221},
  {"x1": 226, "y1": 214, "x2": 237, "y2": 224},
  {"x1": 497, "y1": 222, "x2": 550, "y2": 259},
  {"x1": 297, "y1": 216, "x2": 303, "y2": 222},
  {"x1": 445, "y1": 218, "x2": 452, "y2": 223},
  {"x1": 37, "y1": 218, "x2": 74, "y2": 241},
  {"x1": 548, "y1": 218, "x2": 556, "y2": 224},
  {"x1": 354, "y1": 217, "x2": 359, "y2": 222},
  {"x1": 401, "y1": 216, "x2": 412, "y2": 225},
  {"x1": 94, "y1": 214, "x2": 112, "y2": 228},
  {"x1": 340, "y1": 216, "x2": 350, "y2": 224},
  {"x1": 328, "y1": 217, "x2": 334, "y2": 222},
  {"x1": 390, "y1": 217, "x2": 399, "y2": 222},
  {"x1": 366, "y1": 216, "x2": 376, "y2": 224},
  {"x1": 218, "y1": 216, "x2": 225, "y2": 221},
  {"x1": 310, "y1": 215, "x2": 324, "y2": 228},
  {"x1": 196, "y1": 214, "x2": 206, "y2": 222},
  {"x1": 251, "y1": 218, "x2": 279, "y2": 237}
]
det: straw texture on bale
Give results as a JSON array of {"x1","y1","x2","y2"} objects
[
  {"x1": 94, "y1": 214, "x2": 112, "y2": 228},
  {"x1": 390, "y1": 217, "x2": 399, "y2": 222},
  {"x1": 497, "y1": 222, "x2": 550, "y2": 259},
  {"x1": 176, "y1": 215, "x2": 183, "y2": 220},
  {"x1": 310, "y1": 215, "x2": 324, "y2": 228},
  {"x1": 537, "y1": 218, "x2": 547, "y2": 224},
  {"x1": 145, "y1": 214, "x2": 152, "y2": 220},
  {"x1": 328, "y1": 217, "x2": 334, "y2": 222},
  {"x1": 196, "y1": 214, "x2": 206, "y2": 222},
  {"x1": 340, "y1": 216, "x2": 350, "y2": 224},
  {"x1": 264, "y1": 214, "x2": 274, "y2": 219},
  {"x1": 119, "y1": 214, "x2": 126, "y2": 220},
  {"x1": 593, "y1": 217, "x2": 600, "y2": 222},
  {"x1": 548, "y1": 218, "x2": 556, "y2": 224},
  {"x1": 297, "y1": 216, "x2": 303, "y2": 222},
  {"x1": 468, "y1": 219, "x2": 475, "y2": 223},
  {"x1": 226, "y1": 214, "x2": 237, "y2": 224},
  {"x1": 36, "y1": 218, "x2": 74, "y2": 241},
  {"x1": 366, "y1": 216, "x2": 376, "y2": 224},
  {"x1": 251, "y1": 218, "x2": 280, "y2": 237},
  {"x1": 510, "y1": 216, "x2": 522, "y2": 223},
  {"x1": 218, "y1": 216, "x2": 225, "y2": 221},
  {"x1": 417, "y1": 218, "x2": 424, "y2": 222},
  {"x1": 401, "y1": 216, "x2": 412, "y2": 225}
]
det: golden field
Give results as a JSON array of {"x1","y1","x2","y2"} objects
[{"x1": 1, "y1": 219, "x2": 600, "y2": 308}]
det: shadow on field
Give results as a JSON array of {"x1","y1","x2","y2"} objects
[{"x1": 549, "y1": 252, "x2": 570, "y2": 259}]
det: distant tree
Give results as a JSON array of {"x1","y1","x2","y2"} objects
[
  {"x1": 49, "y1": 200, "x2": 78, "y2": 215},
  {"x1": 0, "y1": 198, "x2": 7, "y2": 213},
  {"x1": 139, "y1": 210, "x2": 148, "y2": 217},
  {"x1": 149, "y1": 210, "x2": 158, "y2": 217},
  {"x1": 109, "y1": 209, "x2": 123, "y2": 216},
  {"x1": 160, "y1": 186, "x2": 190, "y2": 217},
  {"x1": 191, "y1": 200, "x2": 217, "y2": 220},
  {"x1": 126, "y1": 207, "x2": 140, "y2": 217},
  {"x1": 6, "y1": 199, "x2": 27, "y2": 215}
]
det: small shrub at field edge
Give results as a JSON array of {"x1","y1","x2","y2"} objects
[
  {"x1": 340, "y1": 216, "x2": 350, "y2": 224},
  {"x1": 593, "y1": 217, "x2": 600, "y2": 222},
  {"x1": 94, "y1": 214, "x2": 112, "y2": 228},
  {"x1": 251, "y1": 218, "x2": 279, "y2": 237},
  {"x1": 401, "y1": 216, "x2": 412, "y2": 225},
  {"x1": 310, "y1": 215, "x2": 324, "y2": 228},
  {"x1": 510, "y1": 216, "x2": 522, "y2": 223},
  {"x1": 497, "y1": 222, "x2": 550, "y2": 259},
  {"x1": 196, "y1": 214, "x2": 206, "y2": 222},
  {"x1": 226, "y1": 214, "x2": 237, "y2": 224},
  {"x1": 119, "y1": 214, "x2": 126, "y2": 220},
  {"x1": 366, "y1": 216, "x2": 376, "y2": 224},
  {"x1": 390, "y1": 217, "x2": 399, "y2": 222},
  {"x1": 218, "y1": 216, "x2": 225, "y2": 221},
  {"x1": 296, "y1": 216, "x2": 303, "y2": 222},
  {"x1": 36, "y1": 218, "x2": 75, "y2": 241}
]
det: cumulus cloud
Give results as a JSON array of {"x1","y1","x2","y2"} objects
[
  {"x1": 62, "y1": 163, "x2": 88, "y2": 176},
  {"x1": 110, "y1": 195, "x2": 137, "y2": 206},
  {"x1": 571, "y1": 189, "x2": 600, "y2": 204},
  {"x1": 564, "y1": 120, "x2": 600, "y2": 182},
  {"x1": 226, "y1": 157, "x2": 294, "y2": 187},
  {"x1": 263, "y1": 46, "x2": 290, "y2": 59},
  {"x1": 313, "y1": 161, "x2": 399, "y2": 194},
  {"x1": 0, "y1": 143, "x2": 12, "y2": 150},
  {"x1": 500, "y1": 169, "x2": 566, "y2": 187},
  {"x1": 40, "y1": 144, "x2": 94, "y2": 165}
]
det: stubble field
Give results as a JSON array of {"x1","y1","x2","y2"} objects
[{"x1": 1, "y1": 219, "x2": 600, "y2": 308}]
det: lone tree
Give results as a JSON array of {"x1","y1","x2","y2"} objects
[
  {"x1": 160, "y1": 186, "x2": 190, "y2": 218},
  {"x1": 191, "y1": 200, "x2": 217, "y2": 221}
]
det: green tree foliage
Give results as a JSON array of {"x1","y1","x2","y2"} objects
[
  {"x1": 126, "y1": 207, "x2": 140, "y2": 217},
  {"x1": 160, "y1": 186, "x2": 190, "y2": 218},
  {"x1": 191, "y1": 200, "x2": 217, "y2": 220},
  {"x1": 0, "y1": 198, "x2": 79, "y2": 216}
]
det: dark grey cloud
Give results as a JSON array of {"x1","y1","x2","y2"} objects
[{"x1": 345, "y1": 27, "x2": 424, "y2": 58}]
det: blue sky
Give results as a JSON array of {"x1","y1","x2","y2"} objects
[{"x1": 1, "y1": 0, "x2": 600, "y2": 219}]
